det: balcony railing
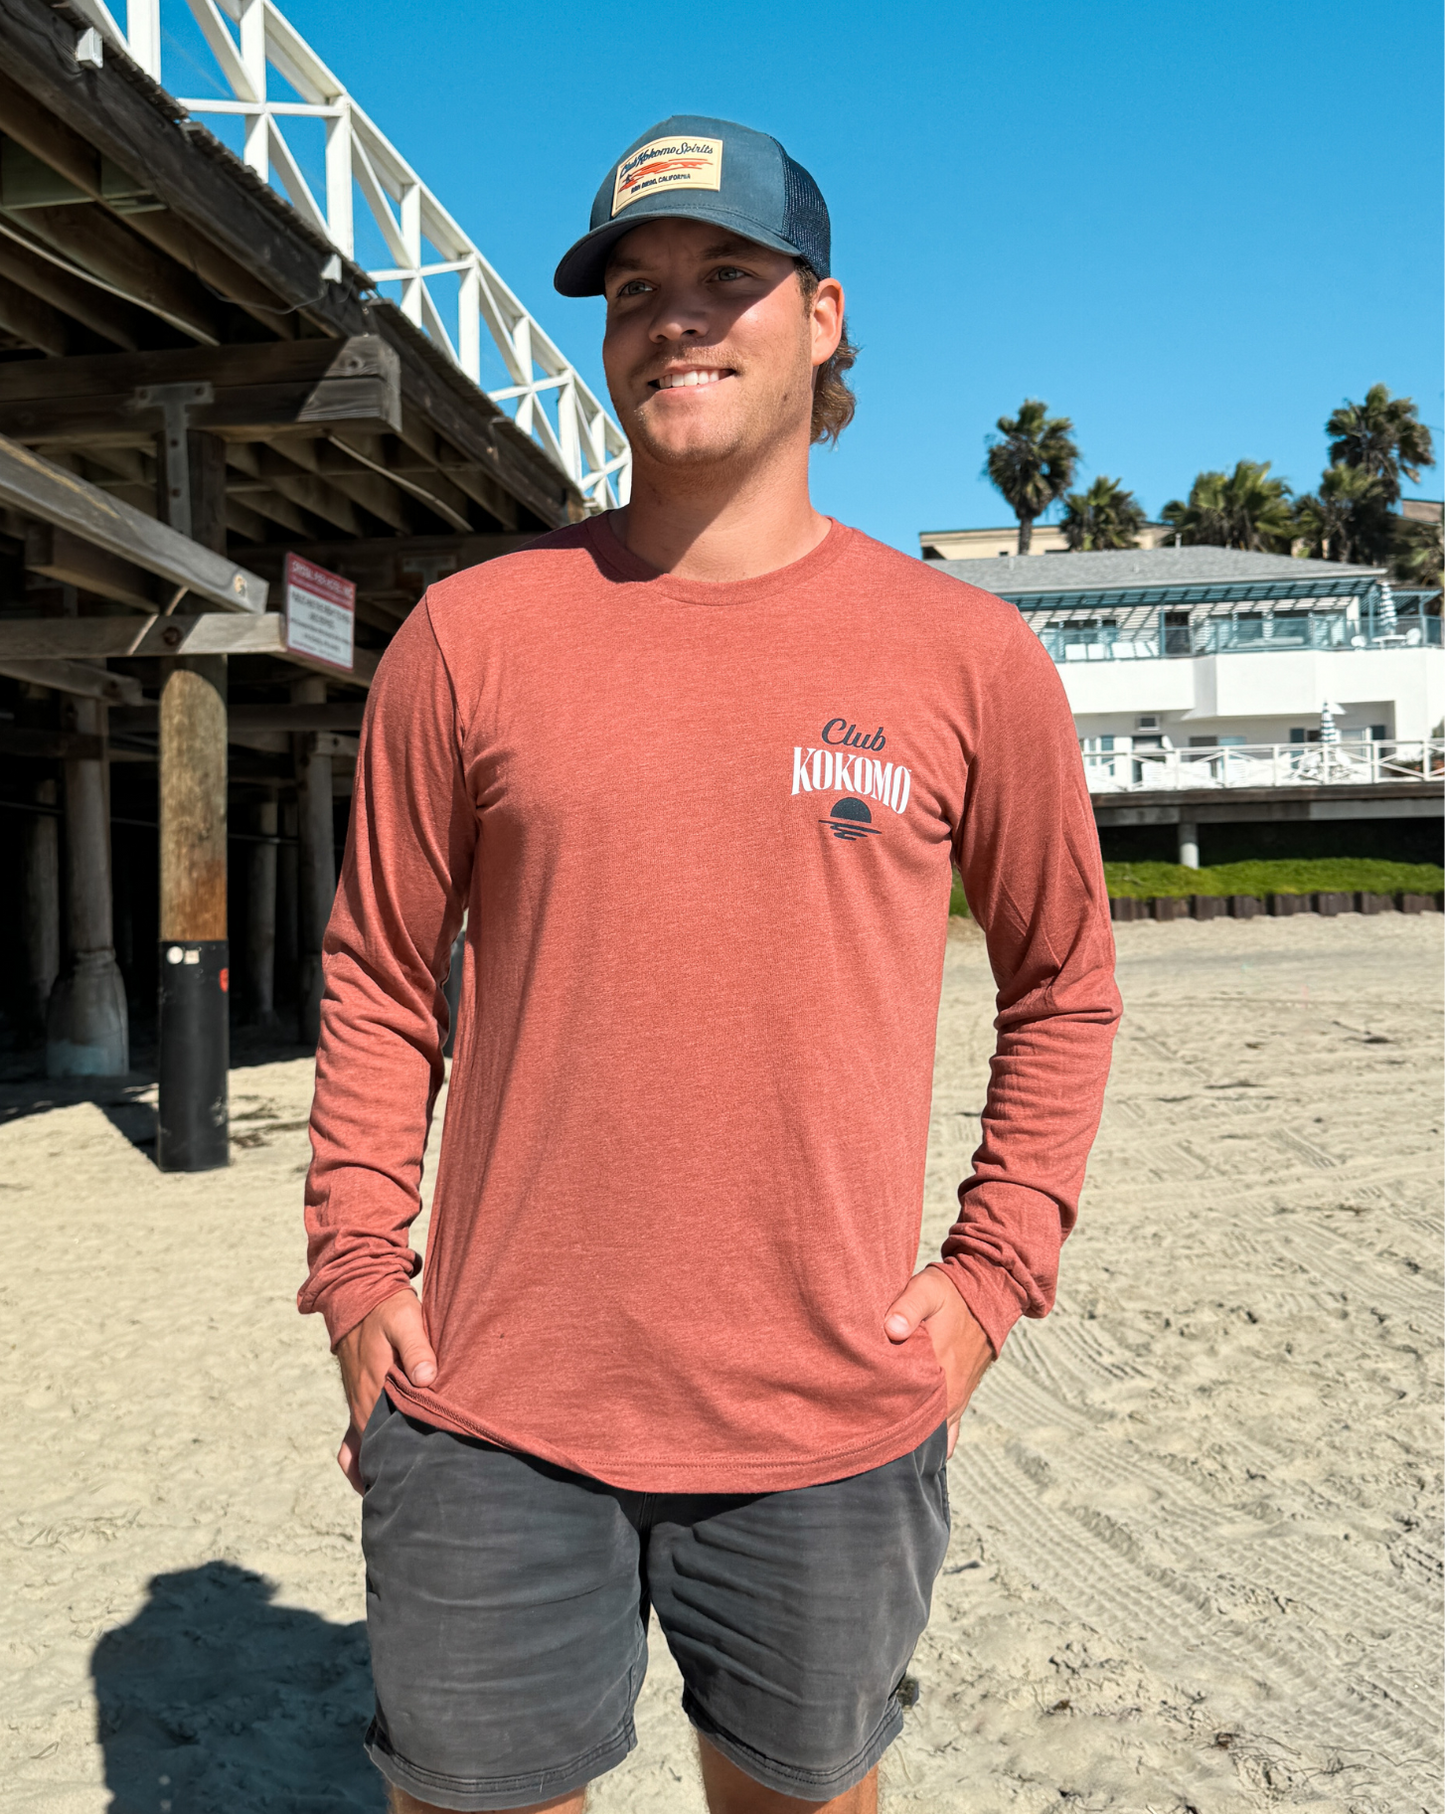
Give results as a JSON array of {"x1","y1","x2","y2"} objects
[
  {"x1": 1039, "y1": 610, "x2": 1441, "y2": 664},
  {"x1": 1084, "y1": 740, "x2": 1445, "y2": 794}
]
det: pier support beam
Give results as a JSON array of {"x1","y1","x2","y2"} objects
[
  {"x1": 154, "y1": 403, "x2": 230, "y2": 1169},
  {"x1": 1178, "y1": 820, "x2": 1200, "y2": 869},
  {"x1": 24, "y1": 779, "x2": 60, "y2": 1046},
  {"x1": 47, "y1": 698, "x2": 129, "y2": 1076},
  {"x1": 293, "y1": 675, "x2": 335, "y2": 1045},
  {"x1": 246, "y1": 793, "x2": 280, "y2": 1029},
  {"x1": 157, "y1": 655, "x2": 229, "y2": 1170},
  {"x1": 276, "y1": 795, "x2": 299, "y2": 1018}
]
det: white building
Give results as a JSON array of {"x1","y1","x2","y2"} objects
[
  {"x1": 928, "y1": 545, "x2": 1443, "y2": 861},
  {"x1": 929, "y1": 546, "x2": 1443, "y2": 747}
]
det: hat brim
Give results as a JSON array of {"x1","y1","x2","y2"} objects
[{"x1": 553, "y1": 202, "x2": 807, "y2": 298}]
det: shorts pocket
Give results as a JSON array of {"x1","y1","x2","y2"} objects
[{"x1": 357, "y1": 1389, "x2": 394, "y2": 1492}]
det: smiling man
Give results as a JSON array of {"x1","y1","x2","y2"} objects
[{"x1": 300, "y1": 115, "x2": 1120, "y2": 1814}]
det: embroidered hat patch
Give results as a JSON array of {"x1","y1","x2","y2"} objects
[{"x1": 611, "y1": 136, "x2": 723, "y2": 216}]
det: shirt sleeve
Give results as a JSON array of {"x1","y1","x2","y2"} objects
[
  {"x1": 296, "y1": 597, "x2": 477, "y2": 1347},
  {"x1": 937, "y1": 610, "x2": 1122, "y2": 1354}
]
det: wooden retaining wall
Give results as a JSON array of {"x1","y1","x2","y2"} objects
[{"x1": 1109, "y1": 892, "x2": 1445, "y2": 922}]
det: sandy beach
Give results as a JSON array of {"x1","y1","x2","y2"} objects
[{"x1": 2, "y1": 913, "x2": 1440, "y2": 1814}]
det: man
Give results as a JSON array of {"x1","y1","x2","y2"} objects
[{"x1": 300, "y1": 114, "x2": 1120, "y2": 1814}]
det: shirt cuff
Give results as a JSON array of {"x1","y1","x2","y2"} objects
[
  {"x1": 298, "y1": 1261, "x2": 420, "y2": 1351},
  {"x1": 929, "y1": 1254, "x2": 1032, "y2": 1357}
]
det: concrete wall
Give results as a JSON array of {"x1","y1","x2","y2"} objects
[{"x1": 1058, "y1": 646, "x2": 1445, "y2": 744}]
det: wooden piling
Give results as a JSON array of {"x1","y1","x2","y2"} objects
[
  {"x1": 246, "y1": 793, "x2": 279, "y2": 1027},
  {"x1": 293, "y1": 674, "x2": 335, "y2": 1045},
  {"x1": 22, "y1": 778, "x2": 60, "y2": 1040},
  {"x1": 159, "y1": 659, "x2": 227, "y2": 943},
  {"x1": 47, "y1": 695, "x2": 128, "y2": 1076},
  {"x1": 156, "y1": 654, "x2": 229, "y2": 1169},
  {"x1": 276, "y1": 795, "x2": 299, "y2": 1009}
]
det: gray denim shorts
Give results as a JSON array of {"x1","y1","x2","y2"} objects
[{"x1": 358, "y1": 1394, "x2": 950, "y2": 1810}]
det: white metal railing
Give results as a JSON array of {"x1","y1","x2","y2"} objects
[
  {"x1": 1041, "y1": 613, "x2": 1441, "y2": 665},
  {"x1": 70, "y1": 0, "x2": 631, "y2": 512},
  {"x1": 1084, "y1": 740, "x2": 1445, "y2": 794}
]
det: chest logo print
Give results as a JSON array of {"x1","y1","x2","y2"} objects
[
  {"x1": 790, "y1": 718, "x2": 912, "y2": 845},
  {"x1": 823, "y1": 797, "x2": 880, "y2": 840}
]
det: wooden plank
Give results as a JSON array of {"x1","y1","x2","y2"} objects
[
  {"x1": 0, "y1": 722, "x2": 103, "y2": 761},
  {"x1": 0, "y1": 64, "x2": 107, "y2": 200},
  {"x1": 0, "y1": 656, "x2": 143, "y2": 704},
  {"x1": 0, "y1": 3, "x2": 368, "y2": 335},
  {"x1": 0, "y1": 270, "x2": 69, "y2": 357},
  {"x1": 0, "y1": 618, "x2": 228, "y2": 657},
  {"x1": 0, "y1": 336, "x2": 403, "y2": 444},
  {"x1": 26, "y1": 523, "x2": 157, "y2": 610},
  {"x1": 0, "y1": 236, "x2": 147, "y2": 351},
  {"x1": 0, "y1": 431, "x2": 267, "y2": 612},
  {"x1": 18, "y1": 203, "x2": 225, "y2": 345},
  {"x1": 385, "y1": 322, "x2": 571, "y2": 529},
  {"x1": 234, "y1": 532, "x2": 538, "y2": 599},
  {"x1": 113, "y1": 701, "x2": 365, "y2": 734},
  {"x1": 255, "y1": 453, "x2": 365, "y2": 537},
  {"x1": 123, "y1": 207, "x2": 304, "y2": 336},
  {"x1": 0, "y1": 612, "x2": 377, "y2": 682}
]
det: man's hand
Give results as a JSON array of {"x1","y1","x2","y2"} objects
[
  {"x1": 885, "y1": 1269, "x2": 994, "y2": 1457},
  {"x1": 334, "y1": 1289, "x2": 437, "y2": 1494}
]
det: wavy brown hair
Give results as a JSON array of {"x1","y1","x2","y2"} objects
[{"x1": 797, "y1": 261, "x2": 857, "y2": 445}]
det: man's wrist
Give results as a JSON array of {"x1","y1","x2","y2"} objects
[
  {"x1": 322, "y1": 1276, "x2": 419, "y2": 1353},
  {"x1": 928, "y1": 1259, "x2": 1018, "y2": 1359}
]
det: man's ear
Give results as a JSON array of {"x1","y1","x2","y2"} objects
[{"x1": 809, "y1": 278, "x2": 845, "y2": 370}]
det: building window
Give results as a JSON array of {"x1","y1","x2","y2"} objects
[
  {"x1": 1371, "y1": 723, "x2": 1388, "y2": 742},
  {"x1": 1289, "y1": 728, "x2": 1307, "y2": 743},
  {"x1": 1161, "y1": 610, "x2": 1191, "y2": 656}
]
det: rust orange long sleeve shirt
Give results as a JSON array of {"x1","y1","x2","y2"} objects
[{"x1": 299, "y1": 518, "x2": 1120, "y2": 1492}]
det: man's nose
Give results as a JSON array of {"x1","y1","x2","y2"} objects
[{"x1": 647, "y1": 292, "x2": 709, "y2": 341}]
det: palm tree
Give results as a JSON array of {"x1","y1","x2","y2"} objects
[
  {"x1": 1161, "y1": 461, "x2": 1295, "y2": 553},
  {"x1": 1326, "y1": 385, "x2": 1435, "y2": 506},
  {"x1": 1294, "y1": 463, "x2": 1387, "y2": 565},
  {"x1": 1391, "y1": 518, "x2": 1443, "y2": 592},
  {"x1": 1060, "y1": 476, "x2": 1146, "y2": 551},
  {"x1": 985, "y1": 400, "x2": 1079, "y2": 553}
]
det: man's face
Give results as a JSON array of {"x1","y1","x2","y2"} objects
[{"x1": 601, "y1": 218, "x2": 842, "y2": 471}]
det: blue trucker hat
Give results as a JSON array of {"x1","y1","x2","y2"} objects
[{"x1": 554, "y1": 114, "x2": 830, "y2": 298}]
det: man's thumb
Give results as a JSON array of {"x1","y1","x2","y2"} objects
[
  {"x1": 884, "y1": 1273, "x2": 938, "y2": 1343},
  {"x1": 389, "y1": 1299, "x2": 438, "y2": 1385}
]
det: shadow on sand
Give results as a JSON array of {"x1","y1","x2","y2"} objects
[
  {"x1": 0, "y1": 1027, "x2": 315, "y2": 1158},
  {"x1": 91, "y1": 1560, "x2": 382, "y2": 1812}
]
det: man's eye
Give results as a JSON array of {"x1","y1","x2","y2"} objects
[
  {"x1": 615, "y1": 279, "x2": 652, "y2": 298},
  {"x1": 712, "y1": 266, "x2": 748, "y2": 282}
]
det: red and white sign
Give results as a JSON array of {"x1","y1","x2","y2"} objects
[{"x1": 284, "y1": 552, "x2": 355, "y2": 673}]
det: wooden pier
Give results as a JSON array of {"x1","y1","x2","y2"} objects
[{"x1": 0, "y1": 0, "x2": 577, "y2": 1164}]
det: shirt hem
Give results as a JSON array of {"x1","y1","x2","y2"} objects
[{"x1": 381, "y1": 1375, "x2": 951, "y2": 1493}]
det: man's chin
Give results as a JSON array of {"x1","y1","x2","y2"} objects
[
  {"x1": 623, "y1": 408, "x2": 754, "y2": 471},
  {"x1": 637, "y1": 437, "x2": 748, "y2": 469}
]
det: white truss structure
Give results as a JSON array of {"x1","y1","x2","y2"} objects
[{"x1": 71, "y1": 0, "x2": 631, "y2": 511}]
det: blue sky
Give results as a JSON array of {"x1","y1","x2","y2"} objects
[{"x1": 170, "y1": 0, "x2": 1442, "y2": 552}]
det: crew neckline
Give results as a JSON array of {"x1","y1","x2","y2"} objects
[{"x1": 583, "y1": 511, "x2": 852, "y2": 605}]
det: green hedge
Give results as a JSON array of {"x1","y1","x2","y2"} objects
[
  {"x1": 1102, "y1": 858, "x2": 1445, "y2": 900},
  {"x1": 948, "y1": 858, "x2": 1443, "y2": 915}
]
